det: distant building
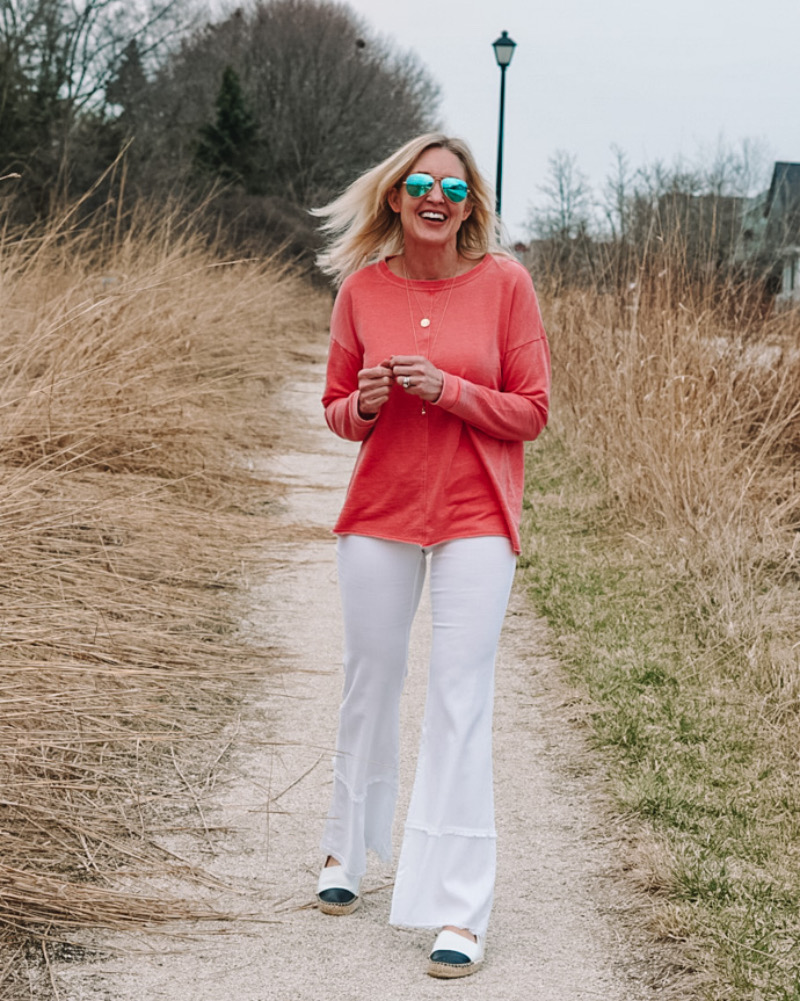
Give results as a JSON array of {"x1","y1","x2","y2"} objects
[
  {"x1": 764, "y1": 163, "x2": 800, "y2": 309},
  {"x1": 737, "y1": 162, "x2": 800, "y2": 308}
]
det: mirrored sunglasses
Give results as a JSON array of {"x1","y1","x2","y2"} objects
[{"x1": 403, "y1": 173, "x2": 469, "y2": 204}]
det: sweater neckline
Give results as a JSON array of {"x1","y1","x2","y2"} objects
[{"x1": 378, "y1": 254, "x2": 492, "y2": 290}]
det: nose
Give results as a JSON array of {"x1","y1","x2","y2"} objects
[{"x1": 426, "y1": 180, "x2": 446, "y2": 202}]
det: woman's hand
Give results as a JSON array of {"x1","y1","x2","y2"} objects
[
  {"x1": 390, "y1": 355, "x2": 444, "y2": 403},
  {"x1": 357, "y1": 360, "x2": 394, "y2": 417}
]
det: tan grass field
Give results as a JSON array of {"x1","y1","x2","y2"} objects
[
  {"x1": 523, "y1": 262, "x2": 800, "y2": 999},
  {"x1": 545, "y1": 277, "x2": 800, "y2": 703},
  {"x1": 0, "y1": 201, "x2": 330, "y2": 991}
]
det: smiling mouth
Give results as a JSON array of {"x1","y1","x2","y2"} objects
[{"x1": 420, "y1": 211, "x2": 446, "y2": 222}]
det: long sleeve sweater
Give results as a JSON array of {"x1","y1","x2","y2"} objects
[{"x1": 322, "y1": 254, "x2": 550, "y2": 553}]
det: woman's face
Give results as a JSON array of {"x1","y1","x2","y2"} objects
[{"x1": 388, "y1": 147, "x2": 473, "y2": 252}]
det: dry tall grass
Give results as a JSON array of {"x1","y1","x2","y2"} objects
[
  {"x1": 543, "y1": 270, "x2": 800, "y2": 706},
  {"x1": 0, "y1": 200, "x2": 329, "y2": 984},
  {"x1": 525, "y1": 251, "x2": 800, "y2": 997}
]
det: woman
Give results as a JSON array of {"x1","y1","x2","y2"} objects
[{"x1": 312, "y1": 133, "x2": 550, "y2": 978}]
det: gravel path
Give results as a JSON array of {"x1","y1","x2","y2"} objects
[{"x1": 55, "y1": 350, "x2": 665, "y2": 1000}]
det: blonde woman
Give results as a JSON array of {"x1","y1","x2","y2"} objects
[{"x1": 313, "y1": 133, "x2": 550, "y2": 978}]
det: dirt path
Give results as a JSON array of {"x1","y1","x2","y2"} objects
[{"x1": 55, "y1": 348, "x2": 665, "y2": 1000}]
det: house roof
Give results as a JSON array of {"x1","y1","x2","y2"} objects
[
  {"x1": 765, "y1": 162, "x2": 800, "y2": 217},
  {"x1": 764, "y1": 162, "x2": 800, "y2": 246}
]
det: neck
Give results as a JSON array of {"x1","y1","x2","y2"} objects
[{"x1": 402, "y1": 240, "x2": 461, "y2": 281}]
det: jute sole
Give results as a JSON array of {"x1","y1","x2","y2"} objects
[
  {"x1": 427, "y1": 959, "x2": 481, "y2": 979},
  {"x1": 317, "y1": 895, "x2": 360, "y2": 916}
]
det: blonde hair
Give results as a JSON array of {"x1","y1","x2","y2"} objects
[{"x1": 312, "y1": 133, "x2": 506, "y2": 285}]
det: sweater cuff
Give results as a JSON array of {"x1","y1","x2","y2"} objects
[
  {"x1": 434, "y1": 371, "x2": 461, "y2": 411},
  {"x1": 349, "y1": 391, "x2": 379, "y2": 426}
]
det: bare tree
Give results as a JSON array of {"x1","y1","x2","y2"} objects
[
  {"x1": 526, "y1": 143, "x2": 770, "y2": 301},
  {"x1": 698, "y1": 136, "x2": 773, "y2": 198},
  {"x1": 0, "y1": 0, "x2": 198, "y2": 212},
  {"x1": 602, "y1": 144, "x2": 633, "y2": 242},
  {"x1": 525, "y1": 150, "x2": 595, "y2": 288},
  {"x1": 140, "y1": 0, "x2": 441, "y2": 204},
  {"x1": 528, "y1": 149, "x2": 593, "y2": 241},
  {"x1": 1, "y1": 0, "x2": 440, "y2": 240}
]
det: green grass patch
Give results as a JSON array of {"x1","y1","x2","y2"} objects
[{"x1": 520, "y1": 433, "x2": 800, "y2": 1001}]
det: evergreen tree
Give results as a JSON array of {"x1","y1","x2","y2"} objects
[
  {"x1": 195, "y1": 66, "x2": 261, "y2": 192},
  {"x1": 106, "y1": 39, "x2": 148, "y2": 137}
]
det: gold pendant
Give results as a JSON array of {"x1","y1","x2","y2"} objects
[{"x1": 420, "y1": 318, "x2": 431, "y2": 328}]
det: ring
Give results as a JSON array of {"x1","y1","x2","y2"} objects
[{"x1": 403, "y1": 376, "x2": 411, "y2": 389}]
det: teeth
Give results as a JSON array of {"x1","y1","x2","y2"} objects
[{"x1": 421, "y1": 212, "x2": 445, "y2": 220}]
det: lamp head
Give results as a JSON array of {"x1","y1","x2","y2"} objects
[{"x1": 492, "y1": 30, "x2": 517, "y2": 68}]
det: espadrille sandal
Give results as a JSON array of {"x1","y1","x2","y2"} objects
[
  {"x1": 316, "y1": 863, "x2": 361, "y2": 916},
  {"x1": 427, "y1": 929, "x2": 484, "y2": 979}
]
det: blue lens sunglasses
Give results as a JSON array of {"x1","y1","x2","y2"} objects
[{"x1": 402, "y1": 172, "x2": 469, "y2": 204}]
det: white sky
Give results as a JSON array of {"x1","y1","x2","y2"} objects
[{"x1": 344, "y1": 0, "x2": 800, "y2": 240}]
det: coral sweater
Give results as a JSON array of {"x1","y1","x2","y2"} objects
[{"x1": 322, "y1": 254, "x2": 550, "y2": 554}]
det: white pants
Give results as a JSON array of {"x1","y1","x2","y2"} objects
[{"x1": 320, "y1": 534, "x2": 516, "y2": 936}]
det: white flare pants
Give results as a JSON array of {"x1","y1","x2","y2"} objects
[{"x1": 320, "y1": 534, "x2": 516, "y2": 936}]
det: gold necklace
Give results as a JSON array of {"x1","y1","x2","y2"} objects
[
  {"x1": 403, "y1": 263, "x2": 457, "y2": 327},
  {"x1": 402, "y1": 262, "x2": 457, "y2": 415}
]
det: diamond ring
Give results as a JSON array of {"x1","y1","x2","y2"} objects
[{"x1": 403, "y1": 376, "x2": 411, "y2": 389}]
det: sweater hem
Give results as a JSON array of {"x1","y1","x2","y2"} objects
[{"x1": 332, "y1": 528, "x2": 518, "y2": 554}]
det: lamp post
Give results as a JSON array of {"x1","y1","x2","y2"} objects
[{"x1": 492, "y1": 30, "x2": 517, "y2": 218}]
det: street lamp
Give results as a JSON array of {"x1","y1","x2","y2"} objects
[{"x1": 492, "y1": 30, "x2": 517, "y2": 218}]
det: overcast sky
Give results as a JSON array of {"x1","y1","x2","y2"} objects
[{"x1": 343, "y1": 0, "x2": 799, "y2": 241}]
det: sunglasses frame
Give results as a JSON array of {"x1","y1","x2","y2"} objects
[{"x1": 402, "y1": 172, "x2": 469, "y2": 204}]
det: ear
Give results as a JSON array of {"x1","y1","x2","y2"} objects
[
  {"x1": 387, "y1": 185, "x2": 401, "y2": 214},
  {"x1": 462, "y1": 199, "x2": 474, "y2": 221}
]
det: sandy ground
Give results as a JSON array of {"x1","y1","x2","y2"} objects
[{"x1": 52, "y1": 349, "x2": 669, "y2": 1000}]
